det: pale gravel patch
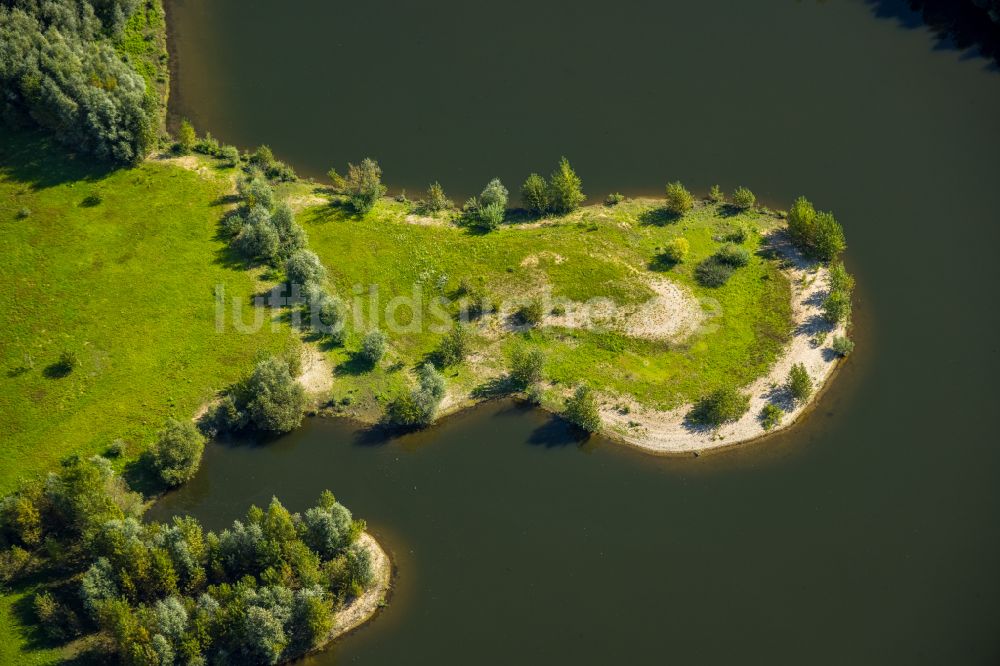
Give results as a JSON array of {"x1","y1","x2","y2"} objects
[
  {"x1": 297, "y1": 345, "x2": 333, "y2": 396},
  {"x1": 600, "y1": 235, "x2": 847, "y2": 453}
]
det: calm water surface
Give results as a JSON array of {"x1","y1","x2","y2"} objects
[{"x1": 159, "y1": 0, "x2": 1000, "y2": 663}]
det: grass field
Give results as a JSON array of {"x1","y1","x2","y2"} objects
[
  {"x1": 0, "y1": 129, "x2": 296, "y2": 494},
  {"x1": 289, "y1": 187, "x2": 793, "y2": 420}
]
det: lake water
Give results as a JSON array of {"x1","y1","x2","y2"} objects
[{"x1": 160, "y1": 0, "x2": 1000, "y2": 663}]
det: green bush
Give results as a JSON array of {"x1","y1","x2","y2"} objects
[
  {"x1": 713, "y1": 243, "x2": 751, "y2": 267},
  {"x1": 787, "y1": 363, "x2": 813, "y2": 402},
  {"x1": 285, "y1": 250, "x2": 327, "y2": 288},
  {"x1": 605, "y1": 192, "x2": 626, "y2": 206},
  {"x1": 176, "y1": 120, "x2": 196, "y2": 154},
  {"x1": 436, "y1": 324, "x2": 470, "y2": 367},
  {"x1": 731, "y1": 186, "x2": 756, "y2": 209},
  {"x1": 517, "y1": 299, "x2": 546, "y2": 327},
  {"x1": 664, "y1": 181, "x2": 694, "y2": 215},
  {"x1": 787, "y1": 196, "x2": 846, "y2": 261},
  {"x1": 360, "y1": 330, "x2": 387, "y2": 366},
  {"x1": 709, "y1": 184, "x2": 724, "y2": 203},
  {"x1": 661, "y1": 237, "x2": 690, "y2": 264},
  {"x1": 219, "y1": 145, "x2": 240, "y2": 168},
  {"x1": 689, "y1": 386, "x2": 750, "y2": 426},
  {"x1": 521, "y1": 174, "x2": 549, "y2": 215},
  {"x1": 831, "y1": 335, "x2": 854, "y2": 357},
  {"x1": 424, "y1": 182, "x2": 453, "y2": 212},
  {"x1": 479, "y1": 178, "x2": 509, "y2": 209},
  {"x1": 547, "y1": 157, "x2": 585, "y2": 214},
  {"x1": 150, "y1": 418, "x2": 205, "y2": 487},
  {"x1": 563, "y1": 385, "x2": 601, "y2": 433},
  {"x1": 509, "y1": 346, "x2": 545, "y2": 387},
  {"x1": 695, "y1": 258, "x2": 735, "y2": 287},
  {"x1": 386, "y1": 364, "x2": 445, "y2": 427},
  {"x1": 55, "y1": 350, "x2": 79, "y2": 375},
  {"x1": 723, "y1": 222, "x2": 749, "y2": 243},
  {"x1": 477, "y1": 201, "x2": 506, "y2": 230},
  {"x1": 344, "y1": 158, "x2": 387, "y2": 214},
  {"x1": 243, "y1": 357, "x2": 306, "y2": 433},
  {"x1": 823, "y1": 288, "x2": 852, "y2": 324},
  {"x1": 760, "y1": 403, "x2": 783, "y2": 431}
]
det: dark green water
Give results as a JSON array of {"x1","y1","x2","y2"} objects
[{"x1": 159, "y1": 0, "x2": 1000, "y2": 663}]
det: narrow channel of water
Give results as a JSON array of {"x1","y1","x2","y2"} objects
[{"x1": 160, "y1": 0, "x2": 1000, "y2": 662}]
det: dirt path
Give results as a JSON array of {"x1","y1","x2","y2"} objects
[{"x1": 600, "y1": 234, "x2": 847, "y2": 453}]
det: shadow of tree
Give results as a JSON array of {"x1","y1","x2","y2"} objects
[
  {"x1": 470, "y1": 376, "x2": 517, "y2": 400},
  {"x1": 335, "y1": 352, "x2": 374, "y2": 376},
  {"x1": 0, "y1": 128, "x2": 116, "y2": 191},
  {"x1": 527, "y1": 415, "x2": 590, "y2": 447},
  {"x1": 865, "y1": 0, "x2": 1000, "y2": 68},
  {"x1": 638, "y1": 207, "x2": 680, "y2": 226}
]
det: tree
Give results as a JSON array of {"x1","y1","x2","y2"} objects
[
  {"x1": 150, "y1": 419, "x2": 205, "y2": 487},
  {"x1": 787, "y1": 363, "x2": 813, "y2": 402},
  {"x1": 731, "y1": 186, "x2": 756, "y2": 209},
  {"x1": 547, "y1": 157, "x2": 585, "y2": 214},
  {"x1": 521, "y1": 174, "x2": 549, "y2": 216},
  {"x1": 786, "y1": 196, "x2": 816, "y2": 247},
  {"x1": 359, "y1": 331, "x2": 386, "y2": 366},
  {"x1": 244, "y1": 358, "x2": 305, "y2": 433},
  {"x1": 664, "y1": 181, "x2": 694, "y2": 215},
  {"x1": 425, "y1": 182, "x2": 452, "y2": 212},
  {"x1": 509, "y1": 346, "x2": 544, "y2": 387},
  {"x1": 344, "y1": 158, "x2": 387, "y2": 214},
  {"x1": 811, "y1": 211, "x2": 846, "y2": 261},
  {"x1": 386, "y1": 364, "x2": 445, "y2": 427},
  {"x1": 563, "y1": 385, "x2": 600, "y2": 433},
  {"x1": 477, "y1": 201, "x2": 506, "y2": 230},
  {"x1": 689, "y1": 386, "x2": 750, "y2": 426},
  {"x1": 285, "y1": 250, "x2": 327, "y2": 288},
  {"x1": 177, "y1": 120, "x2": 196, "y2": 154},
  {"x1": 237, "y1": 172, "x2": 275, "y2": 211},
  {"x1": 436, "y1": 324, "x2": 470, "y2": 367},
  {"x1": 479, "y1": 178, "x2": 509, "y2": 209}
]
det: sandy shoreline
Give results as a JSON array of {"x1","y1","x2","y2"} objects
[
  {"x1": 599, "y1": 232, "x2": 847, "y2": 454},
  {"x1": 314, "y1": 532, "x2": 392, "y2": 650}
]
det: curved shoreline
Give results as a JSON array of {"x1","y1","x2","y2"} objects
[{"x1": 313, "y1": 532, "x2": 393, "y2": 652}]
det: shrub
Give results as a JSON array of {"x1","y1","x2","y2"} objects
[
  {"x1": 547, "y1": 157, "x2": 585, "y2": 214},
  {"x1": 16, "y1": 207, "x2": 31, "y2": 219},
  {"x1": 694, "y1": 258, "x2": 735, "y2": 287},
  {"x1": 787, "y1": 363, "x2": 813, "y2": 402},
  {"x1": 664, "y1": 181, "x2": 694, "y2": 215},
  {"x1": 563, "y1": 385, "x2": 601, "y2": 433},
  {"x1": 266, "y1": 160, "x2": 297, "y2": 183},
  {"x1": 661, "y1": 237, "x2": 690, "y2": 264},
  {"x1": 760, "y1": 403, "x2": 783, "y2": 431},
  {"x1": 233, "y1": 216, "x2": 280, "y2": 263},
  {"x1": 219, "y1": 145, "x2": 240, "y2": 168},
  {"x1": 811, "y1": 211, "x2": 846, "y2": 260},
  {"x1": 425, "y1": 182, "x2": 452, "y2": 212},
  {"x1": 831, "y1": 335, "x2": 855, "y2": 357},
  {"x1": 713, "y1": 243, "x2": 751, "y2": 267},
  {"x1": 33, "y1": 591, "x2": 80, "y2": 641},
  {"x1": 509, "y1": 346, "x2": 545, "y2": 387},
  {"x1": 517, "y1": 299, "x2": 546, "y2": 327},
  {"x1": 436, "y1": 325, "x2": 470, "y2": 367},
  {"x1": 177, "y1": 120, "x2": 196, "y2": 154},
  {"x1": 285, "y1": 250, "x2": 327, "y2": 288},
  {"x1": 521, "y1": 174, "x2": 549, "y2": 215},
  {"x1": 194, "y1": 131, "x2": 220, "y2": 156},
  {"x1": 360, "y1": 331, "x2": 387, "y2": 366},
  {"x1": 244, "y1": 357, "x2": 305, "y2": 433},
  {"x1": 81, "y1": 194, "x2": 102, "y2": 207},
  {"x1": 386, "y1": 364, "x2": 445, "y2": 427},
  {"x1": 828, "y1": 262, "x2": 855, "y2": 294},
  {"x1": 479, "y1": 178, "x2": 509, "y2": 209},
  {"x1": 689, "y1": 386, "x2": 750, "y2": 426},
  {"x1": 477, "y1": 201, "x2": 506, "y2": 230},
  {"x1": 709, "y1": 184, "x2": 724, "y2": 203},
  {"x1": 55, "y1": 350, "x2": 79, "y2": 375},
  {"x1": 822, "y1": 289, "x2": 852, "y2": 324},
  {"x1": 306, "y1": 287, "x2": 346, "y2": 343},
  {"x1": 723, "y1": 222, "x2": 749, "y2": 243},
  {"x1": 150, "y1": 418, "x2": 205, "y2": 487},
  {"x1": 605, "y1": 192, "x2": 626, "y2": 206},
  {"x1": 731, "y1": 186, "x2": 756, "y2": 209},
  {"x1": 787, "y1": 196, "x2": 846, "y2": 260},
  {"x1": 237, "y1": 171, "x2": 275, "y2": 210},
  {"x1": 344, "y1": 158, "x2": 387, "y2": 214},
  {"x1": 248, "y1": 145, "x2": 276, "y2": 171}
]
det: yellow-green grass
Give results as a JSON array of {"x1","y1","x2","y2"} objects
[
  {"x1": 295, "y1": 191, "x2": 793, "y2": 417},
  {"x1": 0, "y1": 129, "x2": 296, "y2": 494}
]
